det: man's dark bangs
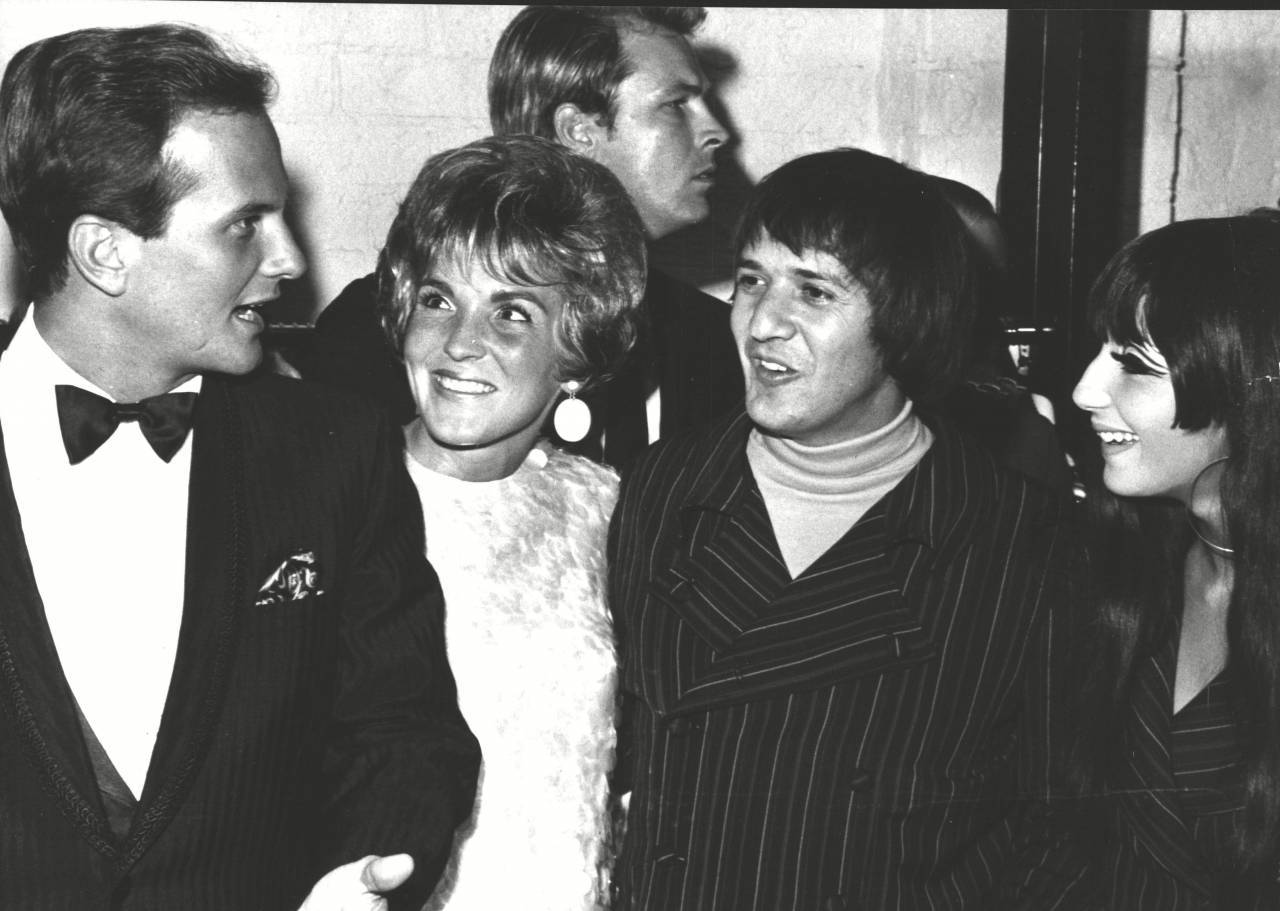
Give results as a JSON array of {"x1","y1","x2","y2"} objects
[{"x1": 737, "y1": 191, "x2": 872, "y2": 279}]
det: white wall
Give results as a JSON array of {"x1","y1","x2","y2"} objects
[
  {"x1": 0, "y1": 4, "x2": 1007, "y2": 318},
  {"x1": 703, "y1": 8, "x2": 1004, "y2": 199},
  {"x1": 1142, "y1": 9, "x2": 1280, "y2": 232}
]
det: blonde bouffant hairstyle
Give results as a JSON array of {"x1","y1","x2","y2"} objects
[{"x1": 377, "y1": 134, "x2": 647, "y2": 389}]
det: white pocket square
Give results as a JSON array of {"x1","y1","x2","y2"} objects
[{"x1": 256, "y1": 551, "x2": 324, "y2": 607}]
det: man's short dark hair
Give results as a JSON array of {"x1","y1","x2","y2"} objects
[
  {"x1": 488, "y1": 6, "x2": 706, "y2": 140},
  {"x1": 734, "y1": 148, "x2": 976, "y2": 403},
  {"x1": 0, "y1": 24, "x2": 275, "y2": 301}
]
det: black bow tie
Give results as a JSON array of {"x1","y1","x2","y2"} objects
[{"x1": 54, "y1": 384, "x2": 198, "y2": 465}]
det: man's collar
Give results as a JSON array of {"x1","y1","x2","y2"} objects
[
  {"x1": 880, "y1": 414, "x2": 997, "y2": 553},
  {"x1": 681, "y1": 410, "x2": 755, "y2": 516},
  {"x1": 680, "y1": 410, "x2": 986, "y2": 553}
]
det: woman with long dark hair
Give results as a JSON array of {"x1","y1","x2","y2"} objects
[{"x1": 1071, "y1": 213, "x2": 1280, "y2": 908}]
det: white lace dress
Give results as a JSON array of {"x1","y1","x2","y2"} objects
[{"x1": 405, "y1": 443, "x2": 619, "y2": 911}]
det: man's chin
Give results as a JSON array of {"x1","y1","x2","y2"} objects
[
  {"x1": 745, "y1": 406, "x2": 799, "y2": 441},
  {"x1": 646, "y1": 204, "x2": 711, "y2": 241},
  {"x1": 212, "y1": 342, "x2": 265, "y2": 377}
]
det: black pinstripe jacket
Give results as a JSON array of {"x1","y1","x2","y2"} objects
[
  {"x1": 608, "y1": 409, "x2": 1096, "y2": 911},
  {"x1": 1091, "y1": 615, "x2": 1275, "y2": 910},
  {"x1": 0, "y1": 372, "x2": 479, "y2": 910}
]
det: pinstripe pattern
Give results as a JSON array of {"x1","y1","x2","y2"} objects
[
  {"x1": 609, "y1": 410, "x2": 1092, "y2": 910},
  {"x1": 1094, "y1": 619, "x2": 1275, "y2": 909},
  {"x1": 0, "y1": 372, "x2": 479, "y2": 910}
]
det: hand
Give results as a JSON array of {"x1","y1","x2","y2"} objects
[{"x1": 297, "y1": 854, "x2": 415, "y2": 911}]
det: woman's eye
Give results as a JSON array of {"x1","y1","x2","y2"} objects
[
  {"x1": 416, "y1": 291, "x2": 452, "y2": 311},
  {"x1": 1110, "y1": 349, "x2": 1163, "y2": 376},
  {"x1": 734, "y1": 273, "x2": 764, "y2": 292},
  {"x1": 497, "y1": 304, "x2": 531, "y2": 323}
]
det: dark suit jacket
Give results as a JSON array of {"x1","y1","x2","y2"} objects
[
  {"x1": 303, "y1": 273, "x2": 415, "y2": 425},
  {"x1": 577, "y1": 268, "x2": 742, "y2": 468},
  {"x1": 302, "y1": 268, "x2": 743, "y2": 468},
  {"x1": 1091, "y1": 617, "x2": 1270, "y2": 910},
  {"x1": 607, "y1": 409, "x2": 1093, "y2": 911},
  {"x1": 0, "y1": 371, "x2": 480, "y2": 910}
]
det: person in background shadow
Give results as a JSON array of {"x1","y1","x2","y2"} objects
[
  {"x1": 306, "y1": 6, "x2": 743, "y2": 468},
  {"x1": 0, "y1": 24, "x2": 478, "y2": 910},
  {"x1": 607, "y1": 148, "x2": 1094, "y2": 910},
  {"x1": 377, "y1": 134, "x2": 647, "y2": 911},
  {"x1": 1071, "y1": 213, "x2": 1280, "y2": 909},
  {"x1": 933, "y1": 175, "x2": 1074, "y2": 493}
]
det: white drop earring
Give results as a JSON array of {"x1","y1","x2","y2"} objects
[{"x1": 553, "y1": 380, "x2": 591, "y2": 443}]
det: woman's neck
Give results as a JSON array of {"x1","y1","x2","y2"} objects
[
  {"x1": 405, "y1": 420, "x2": 530, "y2": 482},
  {"x1": 1175, "y1": 539, "x2": 1234, "y2": 713},
  {"x1": 1185, "y1": 457, "x2": 1231, "y2": 558}
]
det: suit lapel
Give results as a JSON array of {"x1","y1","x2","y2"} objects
[
  {"x1": 644, "y1": 417, "x2": 943, "y2": 714},
  {"x1": 655, "y1": 467, "x2": 789, "y2": 651},
  {"x1": 0, "y1": 417, "x2": 119, "y2": 856},
  {"x1": 1114, "y1": 626, "x2": 1213, "y2": 897},
  {"x1": 119, "y1": 376, "x2": 247, "y2": 870}
]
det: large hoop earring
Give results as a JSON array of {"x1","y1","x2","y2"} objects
[
  {"x1": 1186, "y1": 456, "x2": 1234, "y2": 558},
  {"x1": 553, "y1": 380, "x2": 592, "y2": 443}
]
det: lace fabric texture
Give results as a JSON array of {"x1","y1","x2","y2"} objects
[{"x1": 406, "y1": 444, "x2": 620, "y2": 911}]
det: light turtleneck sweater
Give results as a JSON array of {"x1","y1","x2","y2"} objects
[{"x1": 746, "y1": 401, "x2": 933, "y2": 579}]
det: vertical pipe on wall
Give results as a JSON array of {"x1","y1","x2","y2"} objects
[
  {"x1": 999, "y1": 10, "x2": 1150, "y2": 458},
  {"x1": 1169, "y1": 11, "x2": 1189, "y2": 224}
]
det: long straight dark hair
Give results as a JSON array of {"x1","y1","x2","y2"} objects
[{"x1": 1074, "y1": 213, "x2": 1280, "y2": 871}]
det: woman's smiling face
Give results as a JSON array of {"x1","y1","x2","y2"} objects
[
  {"x1": 1072, "y1": 336, "x2": 1228, "y2": 503},
  {"x1": 402, "y1": 251, "x2": 565, "y2": 478}
]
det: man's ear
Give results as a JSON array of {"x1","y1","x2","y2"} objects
[
  {"x1": 67, "y1": 215, "x2": 135, "y2": 297},
  {"x1": 552, "y1": 102, "x2": 607, "y2": 157}
]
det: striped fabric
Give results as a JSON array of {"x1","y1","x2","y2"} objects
[
  {"x1": 1096, "y1": 620, "x2": 1275, "y2": 909},
  {"x1": 608, "y1": 410, "x2": 1093, "y2": 911},
  {"x1": 1172, "y1": 672, "x2": 1243, "y2": 876},
  {"x1": 0, "y1": 373, "x2": 480, "y2": 910}
]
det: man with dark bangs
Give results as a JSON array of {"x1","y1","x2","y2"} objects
[{"x1": 607, "y1": 148, "x2": 1094, "y2": 910}]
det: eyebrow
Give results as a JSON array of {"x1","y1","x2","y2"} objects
[
  {"x1": 491, "y1": 289, "x2": 551, "y2": 312},
  {"x1": 1130, "y1": 347, "x2": 1166, "y2": 365},
  {"x1": 421, "y1": 277, "x2": 454, "y2": 297},
  {"x1": 792, "y1": 266, "x2": 849, "y2": 287},
  {"x1": 1111, "y1": 342, "x2": 1168, "y2": 368},
  {"x1": 223, "y1": 201, "x2": 279, "y2": 224},
  {"x1": 665, "y1": 79, "x2": 706, "y2": 97},
  {"x1": 736, "y1": 258, "x2": 850, "y2": 289}
]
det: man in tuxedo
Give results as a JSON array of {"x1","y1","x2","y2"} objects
[
  {"x1": 308, "y1": 6, "x2": 743, "y2": 467},
  {"x1": 0, "y1": 24, "x2": 479, "y2": 910}
]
